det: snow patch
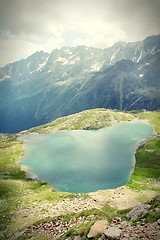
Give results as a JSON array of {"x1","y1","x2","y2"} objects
[
  {"x1": 91, "y1": 62, "x2": 102, "y2": 71},
  {"x1": 55, "y1": 80, "x2": 71, "y2": 86},
  {"x1": 30, "y1": 70, "x2": 35, "y2": 74},
  {"x1": 56, "y1": 56, "x2": 69, "y2": 65},
  {"x1": 124, "y1": 96, "x2": 143, "y2": 111},
  {"x1": 27, "y1": 62, "x2": 31, "y2": 68},
  {"x1": 69, "y1": 56, "x2": 80, "y2": 64},
  {"x1": 56, "y1": 56, "x2": 80, "y2": 65},
  {"x1": 110, "y1": 52, "x2": 118, "y2": 65},
  {"x1": 63, "y1": 48, "x2": 73, "y2": 55},
  {"x1": 151, "y1": 46, "x2": 156, "y2": 53},
  {"x1": 0, "y1": 75, "x2": 11, "y2": 81},
  {"x1": 136, "y1": 50, "x2": 143, "y2": 62},
  {"x1": 36, "y1": 56, "x2": 49, "y2": 72}
]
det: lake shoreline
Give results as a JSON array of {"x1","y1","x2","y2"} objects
[{"x1": 19, "y1": 118, "x2": 156, "y2": 193}]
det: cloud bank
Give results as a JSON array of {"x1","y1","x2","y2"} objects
[{"x1": 0, "y1": 0, "x2": 160, "y2": 66}]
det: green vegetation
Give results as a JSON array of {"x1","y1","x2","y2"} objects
[
  {"x1": 26, "y1": 108, "x2": 135, "y2": 133},
  {"x1": 0, "y1": 134, "x2": 72, "y2": 239},
  {"x1": 136, "y1": 110, "x2": 160, "y2": 133},
  {"x1": 32, "y1": 204, "x2": 119, "y2": 240},
  {"x1": 62, "y1": 203, "x2": 118, "y2": 223},
  {"x1": 127, "y1": 111, "x2": 160, "y2": 191},
  {"x1": 131, "y1": 195, "x2": 160, "y2": 225}
]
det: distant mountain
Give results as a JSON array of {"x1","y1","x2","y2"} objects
[{"x1": 0, "y1": 35, "x2": 160, "y2": 133}]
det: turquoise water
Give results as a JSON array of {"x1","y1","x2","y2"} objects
[{"x1": 21, "y1": 120, "x2": 155, "y2": 193}]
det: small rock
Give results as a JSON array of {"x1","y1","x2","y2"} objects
[
  {"x1": 155, "y1": 231, "x2": 160, "y2": 239},
  {"x1": 155, "y1": 207, "x2": 160, "y2": 212},
  {"x1": 54, "y1": 235, "x2": 62, "y2": 240},
  {"x1": 153, "y1": 194, "x2": 160, "y2": 201},
  {"x1": 10, "y1": 230, "x2": 25, "y2": 240},
  {"x1": 98, "y1": 235, "x2": 106, "y2": 240},
  {"x1": 157, "y1": 219, "x2": 160, "y2": 225},
  {"x1": 87, "y1": 220, "x2": 109, "y2": 238},
  {"x1": 122, "y1": 233, "x2": 129, "y2": 238},
  {"x1": 112, "y1": 217, "x2": 121, "y2": 223},
  {"x1": 104, "y1": 227, "x2": 122, "y2": 239},
  {"x1": 73, "y1": 236, "x2": 82, "y2": 240}
]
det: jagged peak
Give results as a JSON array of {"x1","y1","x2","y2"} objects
[
  {"x1": 27, "y1": 50, "x2": 49, "y2": 59},
  {"x1": 1, "y1": 34, "x2": 160, "y2": 68}
]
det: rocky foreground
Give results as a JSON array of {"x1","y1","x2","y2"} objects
[
  {"x1": 12, "y1": 195, "x2": 160, "y2": 240},
  {"x1": 22, "y1": 217, "x2": 160, "y2": 240}
]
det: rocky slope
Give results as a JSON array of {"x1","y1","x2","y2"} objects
[
  {"x1": 0, "y1": 35, "x2": 160, "y2": 133},
  {"x1": 22, "y1": 195, "x2": 160, "y2": 240}
]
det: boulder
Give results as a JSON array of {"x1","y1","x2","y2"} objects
[
  {"x1": 104, "y1": 227, "x2": 122, "y2": 239},
  {"x1": 87, "y1": 220, "x2": 109, "y2": 238},
  {"x1": 126, "y1": 204, "x2": 151, "y2": 221}
]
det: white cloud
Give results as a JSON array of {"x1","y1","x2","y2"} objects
[
  {"x1": 0, "y1": 34, "x2": 37, "y2": 66},
  {"x1": 0, "y1": 33, "x2": 65, "y2": 66},
  {"x1": 73, "y1": 23, "x2": 128, "y2": 48},
  {"x1": 38, "y1": 36, "x2": 64, "y2": 52},
  {"x1": 0, "y1": 0, "x2": 160, "y2": 66}
]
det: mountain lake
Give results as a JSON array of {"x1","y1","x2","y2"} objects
[{"x1": 21, "y1": 120, "x2": 155, "y2": 193}]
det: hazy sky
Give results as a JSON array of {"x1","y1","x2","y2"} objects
[{"x1": 0, "y1": 0, "x2": 160, "y2": 67}]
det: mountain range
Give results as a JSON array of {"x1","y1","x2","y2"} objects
[{"x1": 0, "y1": 34, "x2": 160, "y2": 133}]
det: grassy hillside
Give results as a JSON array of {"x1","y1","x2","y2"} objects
[
  {"x1": 127, "y1": 110, "x2": 160, "y2": 191},
  {"x1": 25, "y1": 108, "x2": 135, "y2": 133},
  {"x1": 0, "y1": 109, "x2": 159, "y2": 239},
  {"x1": 0, "y1": 135, "x2": 72, "y2": 239}
]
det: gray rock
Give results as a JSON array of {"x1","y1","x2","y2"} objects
[
  {"x1": 153, "y1": 194, "x2": 160, "y2": 201},
  {"x1": 104, "y1": 227, "x2": 122, "y2": 239},
  {"x1": 87, "y1": 220, "x2": 109, "y2": 238},
  {"x1": 155, "y1": 207, "x2": 160, "y2": 212},
  {"x1": 157, "y1": 219, "x2": 160, "y2": 225},
  {"x1": 10, "y1": 230, "x2": 25, "y2": 240},
  {"x1": 126, "y1": 204, "x2": 151, "y2": 221},
  {"x1": 73, "y1": 236, "x2": 82, "y2": 240},
  {"x1": 98, "y1": 235, "x2": 106, "y2": 240}
]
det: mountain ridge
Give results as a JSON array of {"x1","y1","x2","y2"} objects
[{"x1": 0, "y1": 34, "x2": 160, "y2": 133}]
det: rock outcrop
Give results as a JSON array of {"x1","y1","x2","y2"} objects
[
  {"x1": 87, "y1": 220, "x2": 109, "y2": 238},
  {"x1": 126, "y1": 204, "x2": 151, "y2": 221}
]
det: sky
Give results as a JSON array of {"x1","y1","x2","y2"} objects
[{"x1": 0, "y1": 0, "x2": 160, "y2": 67}]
